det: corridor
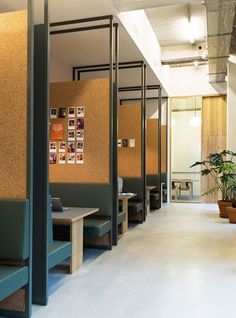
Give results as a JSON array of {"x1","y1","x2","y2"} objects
[{"x1": 33, "y1": 204, "x2": 236, "y2": 318}]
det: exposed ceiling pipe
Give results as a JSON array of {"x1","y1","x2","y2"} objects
[
  {"x1": 112, "y1": 0, "x2": 200, "y2": 12},
  {"x1": 205, "y1": 0, "x2": 236, "y2": 83}
]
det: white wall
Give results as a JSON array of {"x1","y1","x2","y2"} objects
[
  {"x1": 227, "y1": 57, "x2": 236, "y2": 152},
  {"x1": 171, "y1": 110, "x2": 201, "y2": 196},
  {"x1": 117, "y1": 10, "x2": 226, "y2": 98},
  {"x1": 117, "y1": 10, "x2": 170, "y2": 94},
  {"x1": 50, "y1": 55, "x2": 72, "y2": 82},
  {"x1": 168, "y1": 64, "x2": 227, "y2": 97}
]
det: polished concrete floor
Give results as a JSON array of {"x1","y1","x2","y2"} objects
[{"x1": 33, "y1": 203, "x2": 236, "y2": 318}]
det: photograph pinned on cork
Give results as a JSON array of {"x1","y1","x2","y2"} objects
[
  {"x1": 68, "y1": 107, "x2": 75, "y2": 118},
  {"x1": 50, "y1": 142, "x2": 57, "y2": 153},
  {"x1": 59, "y1": 107, "x2": 66, "y2": 118},
  {"x1": 77, "y1": 118, "x2": 84, "y2": 130},
  {"x1": 77, "y1": 130, "x2": 84, "y2": 141},
  {"x1": 68, "y1": 119, "x2": 75, "y2": 130},
  {"x1": 50, "y1": 153, "x2": 57, "y2": 164},
  {"x1": 59, "y1": 142, "x2": 66, "y2": 152},
  {"x1": 59, "y1": 153, "x2": 66, "y2": 164},
  {"x1": 77, "y1": 106, "x2": 85, "y2": 117},
  {"x1": 76, "y1": 153, "x2": 84, "y2": 164},
  {"x1": 68, "y1": 130, "x2": 75, "y2": 141},
  {"x1": 68, "y1": 141, "x2": 75, "y2": 153},
  {"x1": 50, "y1": 108, "x2": 57, "y2": 119},
  {"x1": 68, "y1": 153, "x2": 75, "y2": 164},
  {"x1": 76, "y1": 142, "x2": 84, "y2": 153}
]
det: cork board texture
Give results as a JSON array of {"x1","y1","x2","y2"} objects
[
  {"x1": 50, "y1": 79, "x2": 110, "y2": 183},
  {"x1": 118, "y1": 104, "x2": 141, "y2": 177},
  {"x1": 0, "y1": 10, "x2": 28, "y2": 199},
  {"x1": 146, "y1": 120, "x2": 167, "y2": 174},
  {"x1": 146, "y1": 119, "x2": 158, "y2": 174}
]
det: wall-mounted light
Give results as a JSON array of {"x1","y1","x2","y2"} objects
[{"x1": 194, "y1": 60, "x2": 199, "y2": 67}]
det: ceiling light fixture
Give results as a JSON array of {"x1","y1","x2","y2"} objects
[
  {"x1": 190, "y1": 98, "x2": 201, "y2": 127},
  {"x1": 187, "y1": 4, "x2": 194, "y2": 44},
  {"x1": 188, "y1": 21, "x2": 194, "y2": 44}
]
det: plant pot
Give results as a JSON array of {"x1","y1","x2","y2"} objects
[
  {"x1": 217, "y1": 200, "x2": 232, "y2": 218},
  {"x1": 232, "y1": 189, "x2": 236, "y2": 208},
  {"x1": 226, "y1": 207, "x2": 236, "y2": 223}
]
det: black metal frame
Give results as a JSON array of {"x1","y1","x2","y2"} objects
[
  {"x1": 119, "y1": 87, "x2": 166, "y2": 209},
  {"x1": 33, "y1": 12, "x2": 119, "y2": 305},
  {"x1": 157, "y1": 86, "x2": 162, "y2": 209},
  {"x1": 73, "y1": 61, "x2": 147, "y2": 223},
  {"x1": 50, "y1": 15, "x2": 118, "y2": 245},
  {"x1": 0, "y1": 2, "x2": 33, "y2": 317},
  {"x1": 32, "y1": 0, "x2": 49, "y2": 306}
]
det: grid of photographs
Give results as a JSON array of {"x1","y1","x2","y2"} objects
[{"x1": 50, "y1": 106, "x2": 85, "y2": 165}]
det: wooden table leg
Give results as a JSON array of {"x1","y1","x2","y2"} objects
[
  {"x1": 120, "y1": 200, "x2": 128, "y2": 234},
  {"x1": 70, "y1": 219, "x2": 83, "y2": 274}
]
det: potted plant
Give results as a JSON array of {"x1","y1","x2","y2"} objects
[
  {"x1": 227, "y1": 178, "x2": 236, "y2": 223},
  {"x1": 191, "y1": 150, "x2": 236, "y2": 218}
]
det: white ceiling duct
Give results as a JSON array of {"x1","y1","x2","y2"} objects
[
  {"x1": 112, "y1": 0, "x2": 200, "y2": 11},
  {"x1": 205, "y1": 0, "x2": 236, "y2": 83}
]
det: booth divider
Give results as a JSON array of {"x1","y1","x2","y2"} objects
[
  {"x1": 0, "y1": 3, "x2": 34, "y2": 317},
  {"x1": 120, "y1": 92, "x2": 168, "y2": 208},
  {"x1": 33, "y1": 14, "x2": 118, "y2": 306}
]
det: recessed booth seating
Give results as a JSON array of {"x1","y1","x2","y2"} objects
[
  {"x1": 47, "y1": 197, "x2": 72, "y2": 270},
  {"x1": 147, "y1": 174, "x2": 160, "y2": 209},
  {"x1": 50, "y1": 183, "x2": 112, "y2": 250},
  {"x1": 147, "y1": 174, "x2": 167, "y2": 209},
  {"x1": 121, "y1": 177, "x2": 147, "y2": 223},
  {"x1": 0, "y1": 200, "x2": 30, "y2": 317},
  {"x1": 117, "y1": 211, "x2": 126, "y2": 230},
  {"x1": 162, "y1": 174, "x2": 167, "y2": 203}
]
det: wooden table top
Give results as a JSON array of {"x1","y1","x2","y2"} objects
[
  {"x1": 52, "y1": 207, "x2": 99, "y2": 223},
  {"x1": 146, "y1": 186, "x2": 156, "y2": 191},
  {"x1": 118, "y1": 193, "x2": 137, "y2": 200}
]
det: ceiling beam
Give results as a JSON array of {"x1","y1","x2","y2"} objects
[{"x1": 113, "y1": 0, "x2": 200, "y2": 12}]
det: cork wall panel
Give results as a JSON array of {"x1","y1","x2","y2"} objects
[
  {"x1": 146, "y1": 120, "x2": 167, "y2": 174},
  {"x1": 161, "y1": 125, "x2": 167, "y2": 173},
  {"x1": 0, "y1": 11, "x2": 28, "y2": 199},
  {"x1": 146, "y1": 119, "x2": 158, "y2": 174},
  {"x1": 50, "y1": 79, "x2": 110, "y2": 183},
  {"x1": 201, "y1": 96, "x2": 227, "y2": 203},
  {"x1": 118, "y1": 104, "x2": 141, "y2": 177}
]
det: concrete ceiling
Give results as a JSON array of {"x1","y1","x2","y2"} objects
[{"x1": 145, "y1": 2, "x2": 206, "y2": 47}]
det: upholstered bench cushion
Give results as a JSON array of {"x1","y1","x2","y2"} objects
[
  {"x1": 0, "y1": 265, "x2": 28, "y2": 302},
  {"x1": 150, "y1": 193, "x2": 160, "y2": 200},
  {"x1": 84, "y1": 219, "x2": 111, "y2": 237},
  {"x1": 48, "y1": 241, "x2": 72, "y2": 270},
  {"x1": 128, "y1": 201, "x2": 143, "y2": 213},
  {"x1": 117, "y1": 212, "x2": 126, "y2": 225}
]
